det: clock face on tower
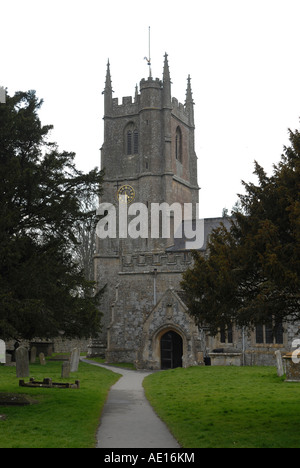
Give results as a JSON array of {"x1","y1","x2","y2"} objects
[{"x1": 117, "y1": 185, "x2": 135, "y2": 204}]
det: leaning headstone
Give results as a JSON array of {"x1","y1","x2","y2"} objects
[
  {"x1": 39, "y1": 352, "x2": 46, "y2": 365},
  {"x1": 70, "y1": 348, "x2": 80, "y2": 372},
  {"x1": 61, "y1": 361, "x2": 70, "y2": 378},
  {"x1": 0, "y1": 340, "x2": 6, "y2": 364},
  {"x1": 275, "y1": 350, "x2": 284, "y2": 377},
  {"x1": 16, "y1": 346, "x2": 29, "y2": 378},
  {"x1": 30, "y1": 346, "x2": 37, "y2": 364}
]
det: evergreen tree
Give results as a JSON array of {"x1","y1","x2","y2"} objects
[
  {"x1": 181, "y1": 126, "x2": 300, "y2": 334},
  {"x1": 0, "y1": 90, "x2": 104, "y2": 340}
]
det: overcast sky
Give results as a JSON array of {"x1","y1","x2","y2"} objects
[{"x1": 2, "y1": 0, "x2": 300, "y2": 218}]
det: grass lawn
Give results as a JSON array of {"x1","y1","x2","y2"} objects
[
  {"x1": 0, "y1": 359, "x2": 120, "y2": 448},
  {"x1": 143, "y1": 366, "x2": 300, "y2": 448}
]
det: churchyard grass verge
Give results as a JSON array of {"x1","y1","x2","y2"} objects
[
  {"x1": 143, "y1": 366, "x2": 300, "y2": 448},
  {"x1": 0, "y1": 360, "x2": 120, "y2": 448}
]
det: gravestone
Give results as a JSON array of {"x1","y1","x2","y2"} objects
[
  {"x1": 70, "y1": 348, "x2": 80, "y2": 372},
  {"x1": 0, "y1": 340, "x2": 6, "y2": 364},
  {"x1": 16, "y1": 347, "x2": 29, "y2": 378},
  {"x1": 275, "y1": 350, "x2": 284, "y2": 377},
  {"x1": 30, "y1": 346, "x2": 37, "y2": 364},
  {"x1": 61, "y1": 361, "x2": 70, "y2": 378},
  {"x1": 283, "y1": 352, "x2": 300, "y2": 382},
  {"x1": 39, "y1": 352, "x2": 46, "y2": 365}
]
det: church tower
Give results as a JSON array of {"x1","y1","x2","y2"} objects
[{"x1": 93, "y1": 55, "x2": 203, "y2": 369}]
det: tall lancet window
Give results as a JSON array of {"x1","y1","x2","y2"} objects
[
  {"x1": 175, "y1": 126, "x2": 182, "y2": 162},
  {"x1": 127, "y1": 130, "x2": 132, "y2": 155},
  {"x1": 125, "y1": 123, "x2": 139, "y2": 155},
  {"x1": 133, "y1": 129, "x2": 139, "y2": 154}
]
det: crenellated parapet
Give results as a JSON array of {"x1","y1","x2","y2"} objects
[
  {"x1": 103, "y1": 57, "x2": 194, "y2": 125},
  {"x1": 111, "y1": 96, "x2": 139, "y2": 117}
]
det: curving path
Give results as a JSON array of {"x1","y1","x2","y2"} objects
[{"x1": 81, "y1": 359, "x2": 180, "y2": 448}]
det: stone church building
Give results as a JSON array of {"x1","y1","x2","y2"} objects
[{"x1": 92, "y1": 55, "x2": 295, "y2": 369}]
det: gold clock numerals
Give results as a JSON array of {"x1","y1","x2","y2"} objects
[{"x1": 117, "y1": 185, "x2": 135, "y2": 204}]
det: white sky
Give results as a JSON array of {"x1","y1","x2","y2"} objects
[{"x1": 2, "y1": 0, "x2": 300, "y2": 218}]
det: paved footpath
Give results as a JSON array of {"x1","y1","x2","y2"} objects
[{"x1": 82, "y1": 359, "x2": 180, "y2": 449}]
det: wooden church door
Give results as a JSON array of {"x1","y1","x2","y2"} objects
[{"x1": 161, "y1": 331, "x2": 183, "y2": 369}]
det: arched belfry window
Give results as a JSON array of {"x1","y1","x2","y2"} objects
[
  {"x1": 175, "y1": 126, "x2": 182, "y2": 162},
  {"x1": 125, "y1": 123, "x2": 139, "y2": 155}
]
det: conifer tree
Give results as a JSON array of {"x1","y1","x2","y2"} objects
[
  {"x1": 0, "y1": 90, "x2": 104, "y2": 340},
  {"x1": 182, "y1": 126, "x2": 300, "y2": 334}
]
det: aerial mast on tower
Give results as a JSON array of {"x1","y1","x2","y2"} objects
[{"x1": 144, "y1": 26, "x2": 152, "y2": 78}]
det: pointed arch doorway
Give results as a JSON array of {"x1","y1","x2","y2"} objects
[{"x1": 160, "y1": 331, "x2": 183, "y2": 369}]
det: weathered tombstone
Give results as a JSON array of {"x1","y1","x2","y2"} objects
[
  {"x1": 39, "y1": 352, "x2": 46, "y2": 365},
  {"x1": 0, "y1": 340, "x2": 6, "y2": 364},
  {"x1": 30, "y1": 346, "x2": 37, "y2": 364},
  {"x1": 70, "y1": 348, "x2": 80, "y2": 372},
  {"x1": 283, "y1": 352, "x2": 300, "y2": 382},
  {"x1": 16, "y1": 346, "x2": 29, "y2": 378},
  {"x1": 61, "y1": 361, "x2": 70, "y2": 379},
  {"x1": 275, "y1": 350, "x2": 284, "y2": 377}
]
